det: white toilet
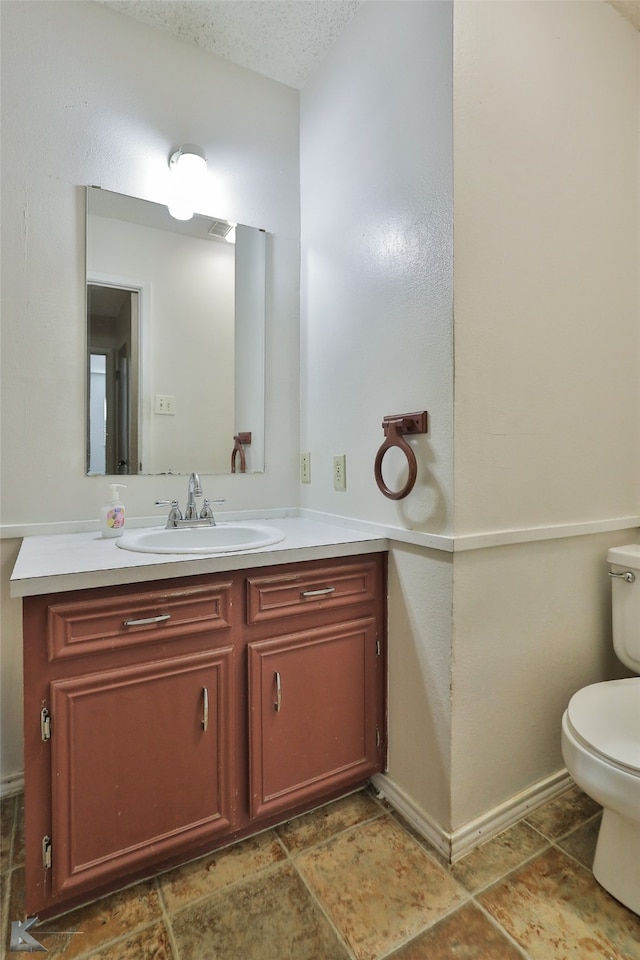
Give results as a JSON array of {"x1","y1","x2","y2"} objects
[{"x1": 561, "y1": 543, "x2": 640, "y2": 915}]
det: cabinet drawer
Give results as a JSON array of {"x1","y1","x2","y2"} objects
[
  {"x1": 247, "y1": 560, "x2": 378, "y2": 624},
  {"x1": 47, "y1": 582, "x2": 233, "y2": 661}
]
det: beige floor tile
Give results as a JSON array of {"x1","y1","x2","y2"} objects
[
  {"x1": 524, "y1": 784, "x2": 600, "y2": 840},
  {"x1": 451, "y1": 821, "x2": 549, "y2": 893},
  {"x1": 171, "y1": 861, "x2": 350, "y2": 960},
  {"x1": 8, "y1": 920, "x2": 173, "y2": 960},
  {"x1": 479, "y1": 846, "x2": 640, "y2": 960},
  {"x1": 7, "y1": 865, "x2": 25, "y2": 922},
  {"x1": 0, "y1": 796, "x2": 15, "y2": 876},
  {"x1": 387, "y1": 902, "x2": 526, "y2": 960},
  {"x1": 81, "y1": 920, "x2": 176, "y2": 960},
  {"x1": 27, "y1": 880, "x2": 163, "y2": 959},
  {"x1": 6, "y1": 787, "x2": 628, "y2": 960},
  {"x1": 276, "y1": 788, "x2": 382, "y2": 853},
  {"x1": 556, "y1": 813, "x2": 601, "y2": 869},
  {"x1": 159, "y1": 829, "x2": 287, "y2": 912},
  {"x1": 1, "y1": 799, "x2": 16, "y2": 960},
  {"x1": 296, "y1": 814, "x2": 466, "y2": 960},
  {"x1": 386, "y1": 810, "x2": 451, "y2": 872},
  {"x1": 11, "y1": 796, "x2": 24, "y2": 870}
]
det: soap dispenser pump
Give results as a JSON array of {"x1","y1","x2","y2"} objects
[{"x1": 100, "y1": 483, "x2": 127, "y2": 538}]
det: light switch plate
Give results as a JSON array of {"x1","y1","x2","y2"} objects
[{"x1": 154, "y1": 394, "x2": 176, "y2": 415}]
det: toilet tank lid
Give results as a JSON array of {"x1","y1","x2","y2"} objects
[{"x1": 608, "y1": 544, "x2": 640, "y2": 569}]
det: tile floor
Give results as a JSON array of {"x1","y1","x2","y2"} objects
[{"x1": 1, "y1": 783, "x2": 639, "y2": 959}]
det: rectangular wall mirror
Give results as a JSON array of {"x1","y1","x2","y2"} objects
[{"x1": 86, "y1": 186, "x2": 266, "y2": 476}]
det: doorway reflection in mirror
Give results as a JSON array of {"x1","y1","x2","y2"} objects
[
  {"x1": 87, "y1": 284, "x2": 138, "y2": 475},
  {"x1": 85, "y1": 187, "x2": 266, "y2": 477}
]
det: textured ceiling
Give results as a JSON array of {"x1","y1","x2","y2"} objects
[
  {"x1": 100, "y1": 0, "x2": 639, "y2": 90},
  {"x1": 100, "y1": 0, "x2": 363, "y2": 88}
]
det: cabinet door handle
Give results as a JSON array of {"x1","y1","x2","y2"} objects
[
  {"x1": 274, "y1": 671, "x2": 282, "y2": 712},
  {"x1": 123, "y1": 614, "x2": 171, "y2": 627},
  {"x1": 301, "y1": 586, "x2": 336, "y2": 598},
  {"x1": 202, "y1": 687, "x2": 209, "y2": 731}
]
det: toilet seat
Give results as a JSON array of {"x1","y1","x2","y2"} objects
[{"x1": 566, "y1": 678, "x2": 640, "y2": 775}]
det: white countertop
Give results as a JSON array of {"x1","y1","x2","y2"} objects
[{"x1": 10, "y1": 517, "x2": 388, "y2": 597}]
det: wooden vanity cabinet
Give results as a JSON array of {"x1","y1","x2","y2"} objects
[
  {"x1": 22, "y1": 554, "x2": 386, "y2": 917},
  {"x1": 246, "y1": 558, "x2": 385, "y2": 820},
  {"x1": 23, "y1": 574, "x2": 241, "y2": 916}
]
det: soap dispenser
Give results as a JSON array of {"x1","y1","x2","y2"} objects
[{"x1": 100, "y1": 483, "x2": 127, "y2": 538}]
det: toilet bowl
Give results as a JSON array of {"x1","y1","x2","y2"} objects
[
  {"x1": 561, "y1": 678, "x2": 640, "y2": 914},
  {"x1": 560, "y1": 544, "x2": 640, "y2": 916}
]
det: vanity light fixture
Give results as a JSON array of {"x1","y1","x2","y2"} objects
[{"x1": 167, "y1": 144, "x2": 207, "y2": 220}]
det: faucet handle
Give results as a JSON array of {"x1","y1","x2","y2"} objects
[
  {"x1": 199, "y1": 498, "x2": 225, "y2": 521},
  {"x1": 199, "y1": 499, "x2": 214, "y2": 520},
  {"x1": 155, "y1": 499, "x2": 183, "y2": 523}
]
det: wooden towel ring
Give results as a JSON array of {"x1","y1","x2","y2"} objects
[
  {"x1": 231, "y1": 432, "x2": 251, "y2": 474},
  {"x1": 374, "y1": 412, "x2": 427, "y2": 500}
]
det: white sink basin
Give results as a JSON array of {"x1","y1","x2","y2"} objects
[{"x1": 117, "y1": 523, "x2": 284, "y2": 555}]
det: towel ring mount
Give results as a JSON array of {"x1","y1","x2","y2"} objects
[{"x1": 374, "y1": 411, "x2": 428, "y2": 500}]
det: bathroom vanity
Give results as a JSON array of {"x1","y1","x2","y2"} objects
[{"x1": 13, "y1": 518, "x2": 388, "y2": 917}]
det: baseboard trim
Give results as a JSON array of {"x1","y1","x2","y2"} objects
[
  {"x1": 0, "y1": 772, "x2": 24, "y2": 799},
  {"x1": 372, "y1": 768, "x2": 572, "y2": 862},
  {"x1": 371, "y1": 773, "x2": 452, "y2": 859},
  {"x1": 448, "y1": 769, "x2": 573, "y2": 861}
]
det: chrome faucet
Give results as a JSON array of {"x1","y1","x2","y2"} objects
[
  {"x1": 155, "y1": 473, "x2": 225, "y2": 528},
  {"x1": 184, "y1": 472, "x2": 202, "y2": 520}
]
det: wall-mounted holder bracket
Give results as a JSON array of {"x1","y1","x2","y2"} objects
[
  {"x1": 231, "y1": 432, "x2": 252, "y2": 474},
  {"x1": 374, "y1": 411, "x2": 428, "y2": 500}
]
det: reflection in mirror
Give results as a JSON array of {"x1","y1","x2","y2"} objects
[
  {"x1": 86, "y1": 187, "x2": 266, "y2": 476},
  {"x1": 87, "y1": 284, "x2": 139, "y2": 474}
]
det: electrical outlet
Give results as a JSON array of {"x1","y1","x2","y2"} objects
[
  {"x1": 333, "y1": 455, "x2": 346, "y2": 491},
  {"x1": 154, "y1": 394, "x2": 176, "y2": 415},
  {"x1": 301, "y1": 452, "x2": 311, "y2": 483}
]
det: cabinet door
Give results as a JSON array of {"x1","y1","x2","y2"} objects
[
  {"x1": 50, "y1": 648, "x2": 233, "y2": 899},
  {"x1": 248, "y1": 619, "x2": 379, "y2": 820}
]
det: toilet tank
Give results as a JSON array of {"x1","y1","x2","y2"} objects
[{"x1": 608, "y1": 544, "x2": 640, "y2": 673}]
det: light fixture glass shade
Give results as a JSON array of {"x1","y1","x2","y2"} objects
[{"x1": 168, "y1": 144, "x2": 207, "y2": 220}]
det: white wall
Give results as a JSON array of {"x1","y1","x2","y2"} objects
[
  {"x1": 301, "y1": 0, "x2": 639, "y2": 844},
  {"x1": 300, "y1": 0, "x2": 455, "y2": 827},
  {"x1": 451, "y1": 0, "x2": 639, "y2": 828},
  {"x1": 0, "y1": 0, "x2": 299, "y2": 527},
  {"x1": 450, "y1": 529, "x2": 635, "y2": 828},
  {"x1": 300, "y1": 0, "x2": 454, "y2": 535},
  {"x1": 453, "y1": 0, "x2": 639, "y2": 535},
  {"x1": 0, "y1": 0, "x2": 300, "y2": 786}
]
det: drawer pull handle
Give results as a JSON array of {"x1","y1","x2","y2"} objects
[
  {"x1": 202, "y1": 687, "x2": 209, "y2": 731},
  {"x1": 301, "y1": 587, "x2": 336, "y2": 598},
  {"x1": 123, "y1": 614, "x2": 171, "y2": 628},
  {"x1": 274, "y1": 671, "x2": 282, "y2": 712}
]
